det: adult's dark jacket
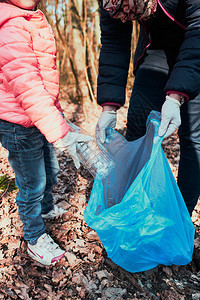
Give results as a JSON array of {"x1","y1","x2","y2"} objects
[{"x1": 97, "y1": 0, "x2": 200, "y2": 107}]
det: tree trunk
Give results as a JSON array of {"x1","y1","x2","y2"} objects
[
  {"x1": 41, "y1": 0, "x2": 104, "y2": 118},
  {"x1": 70, "y1": 0, "x2": 98, "y2": 118}
]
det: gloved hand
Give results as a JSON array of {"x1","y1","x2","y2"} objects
[
  {"x1": 96, "y1": 111, "x2": 117, "y2": 143},
  {"x1": 54, "y1": 131, "x2": 93, "y2": 168},
  {"x1": 158, "y1": 96, "x2": 181, "y2": 138}
]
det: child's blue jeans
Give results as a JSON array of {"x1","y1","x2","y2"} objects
[{"x1": 0, "y1": 120, "x2": 60, "y2": 243}]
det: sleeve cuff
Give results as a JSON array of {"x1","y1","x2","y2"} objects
[
  {"x1": 166, "y1": 91, "x2": 190, "y2": 102},
  {"x1": 101, "y1": 102, "x2": 121, "y2": 109}
]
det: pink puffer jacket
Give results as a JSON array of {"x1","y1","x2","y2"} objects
[{"x1": 0, "y1": 3, "x2": 69, "y2": 143}]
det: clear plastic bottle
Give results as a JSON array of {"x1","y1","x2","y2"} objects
[{"x1": 64, "y1": 117, "x2": 115, "y2": 179}]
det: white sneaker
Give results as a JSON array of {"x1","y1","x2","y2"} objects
[
  {"x1": 27, "y1": 233, "x2": 65, "y2": 266},
  {"x1": 42, "y1": 205, "x2": 66, "y2": 220}
]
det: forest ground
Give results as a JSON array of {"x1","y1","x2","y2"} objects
[{"x1": 0, "y1": 86, "x2": 200, "y2": 300}]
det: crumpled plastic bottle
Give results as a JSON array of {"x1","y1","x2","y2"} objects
[{"x1": 64, "y1": 116, "x2": 115, "y2": 179}]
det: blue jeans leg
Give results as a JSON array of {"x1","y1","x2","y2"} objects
[
  {"x1": 41, "y1": 139, "x2": 60, "y2": 214},
  {"x1": 0, "y1": 121, "x2": 59, "y2": 243}
]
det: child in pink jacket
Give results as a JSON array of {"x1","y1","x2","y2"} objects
[{"x1": 0, "y1": 0, "x2": 92, "y2": 266}]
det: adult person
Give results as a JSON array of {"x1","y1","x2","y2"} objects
[{"x1": 96, "y1": 0, "x2": 200, "y2": 216}]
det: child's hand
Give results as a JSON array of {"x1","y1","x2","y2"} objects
[{"x1": 53, "y1": 132, "x2": 93, "y2": 168}]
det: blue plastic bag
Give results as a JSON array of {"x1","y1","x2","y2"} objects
[{"x1": 84, "y1": 111, "x2": 195, "y2": 273}]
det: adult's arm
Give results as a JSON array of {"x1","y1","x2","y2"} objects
[
  {"x1": 165, "y1": 0, "x2": 200, "y2": 100},
  {"x1": 97, "y1": 1, "x2": 133, "y2": 107}
]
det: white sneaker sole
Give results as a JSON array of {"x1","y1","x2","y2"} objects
[{"x1": 27, "y1": 247, "x2": 65, "y2": 266}]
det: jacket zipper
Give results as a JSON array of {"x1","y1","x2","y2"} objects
[
  {"x1": 158, "y1": 0, "x2": 186, "y2": 30},
  {"x1": 133, "y1": 0, "x2": 186, "y2": 74},
  {"x1": 133, "y1": 20, "x2": 151, "y2": 74}
]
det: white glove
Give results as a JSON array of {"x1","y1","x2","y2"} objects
[
  {"x1": 54, "y1": 131, "x2": 93, "y2": 168},
  {"x1": 96, "y1": 111, "x2": 117, "y2": 143},
  {"x1": 158, "y1": 96, "x2": 181, "y2": 138}
]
